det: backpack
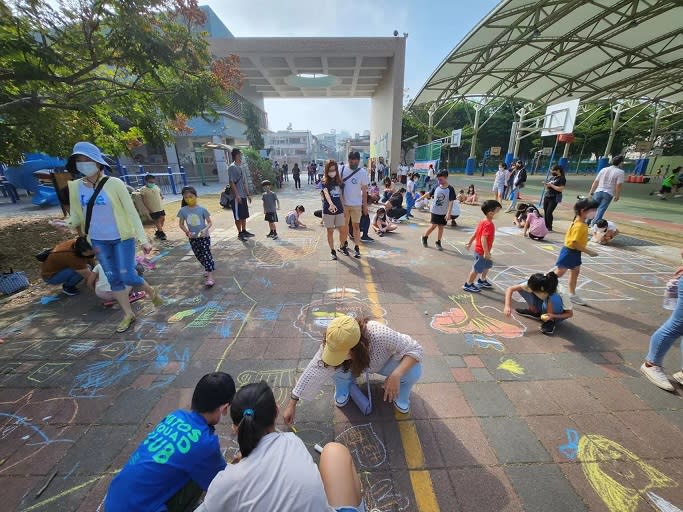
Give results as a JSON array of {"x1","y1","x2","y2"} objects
[
  {"x1": 219, "y1": 185, "x2": 233, "y2": 209},
  {"x1": 35, "y1": 248, "x2": 53, "y2": 262}
]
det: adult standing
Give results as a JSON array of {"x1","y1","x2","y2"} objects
[
  {"x1": 283, "y1": 315, "x2": 423, "y2": 424},
  {"x1": 282, "y1": 162, "x2": 289, "y2": 182},
  {"x1": 370, "y1": 161, "x2": 376, "y2": 183},
  {"x1": 377, "y1": 159, "x2": 385, "y2": 181},
  {"x1": 64, "y1": 142, "x2": 162, "y2": 333},
  {"x1": 320, "y1": 161, "x2": 346, "y2": 261},
  {"x1": 588, "y1": 155, "x2": 625, "y2": 226},
  {"x1": 340, "y1": 151, "x2": 369, "y2": 259},
  {"x1": 228, "y1": 148, "x2": 253, "y2": 241},
  {"x1": 292, "y1": 163, "x2": 301, "y2": 189},
  {"x1": 640, "y1": 248, "x2": 683, "y2": 392},
  {"x1": 543, "y1": 164, "x2": 566, "y2": 231},
  {"x1": 41, "y1": 237, "x2": 95, "y2": 296},
  {"x1": 405, "y1": 172, "x2": 417, "y2": 218},
  {"x1": 506, "y1": 160, "x2": 527, "y2": 212}
]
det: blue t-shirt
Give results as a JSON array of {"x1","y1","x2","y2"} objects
[
  {"x1": 322, "y1": 183, "x2": 344, "y2": 215},
  {"x1": 104, "y1": 410, "x2": 226, "y2": 512},
  {"x1": 177, "y1": 206, "x2": 210, "y2": 236}
]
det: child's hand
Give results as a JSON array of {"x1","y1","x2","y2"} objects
[
  {"x1": 484, "y1": 251, "x2": 492, "y2": 260},
  {"x1": 540, "y1": 313, "x2": 551, "y2": 322},
  {"x1": 587, "y1": 249, "x2": 598, "y2": 257},
  {"x1": 465, "y1": 242, "x2": 472, "y2": 250},
  {"x1": 503, "y1": 305, "x2": 512, "y2": 317}
]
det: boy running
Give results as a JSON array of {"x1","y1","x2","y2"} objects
[
  {"x1": 464, "y1": 200, "x2": 502, "y2": 292},
  {"x1": 420, "y1": 170, "x2": 456, "y2": 251}
]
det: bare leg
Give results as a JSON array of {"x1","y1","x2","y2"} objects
[
  {"x1": 424, "y1": 224, "x2": 437, "y2": 238},
  {"x1": 436, "y1": 225, "x2": 445, "y2": 240},
  {"x1": 554, "y1": 266, "x2": 567, "y2": 278},
  {"x1": 568, "y1": 267, "x2": 580, "y2": 295},
  {"x1": 319, "y1": 442, "x2": 362, "y2": 508},
  {"x1": 466, "y1": 270, "x2": 478, "y2": 284},
  {"x1": 326, "y1": 228, "x2": 334, "y2": 251},
  {"x1": 113, "y1": 289, "x2": 134, "y2": 317}
]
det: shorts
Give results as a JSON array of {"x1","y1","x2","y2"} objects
[
  {"x1": 492, "y1": 184, "x2": 504, "y2": 194},
  {"x1": 336, "y1": 499, "x2": 366, "y2": 512},
  {"x1": 344, "y1": 205, "x2": 362, "y2": 223},
  {"x1": 556, "y1": 246, "x2": 582, "y2": 269},
  {"x1": 430, "y1": 213, "x2": 447, "y2": 225},
  {"x1": 150, "y1": 210, "x2": 165, "y2": 220},
  {"x1": 264, "y1": 212, "x2": 278, "y2": 223},
  {"x1": 232, "y1": 197, "x2": 250, "y2": 221},
  {"x1": 323, "y1": 213, "x2": 345, "y2": 228},
  {"x1": 660, "y1": 185, "x2": 672, "y2": 193},
  {"x1": 473, "y1": 253, "x2": 493, "y2": 273}
]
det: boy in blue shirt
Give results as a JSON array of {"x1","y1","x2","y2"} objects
[{"x1": 105, "y1": 372, "x2": 235, "y2": 512}]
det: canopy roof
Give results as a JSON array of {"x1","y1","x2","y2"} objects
[{"x1": 411, "y1": 0, "x2": 683, "y2": 109}]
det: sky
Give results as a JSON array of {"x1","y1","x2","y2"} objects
[{"x1": 204, "y1": 0, "x2": 499, "y2": 135}]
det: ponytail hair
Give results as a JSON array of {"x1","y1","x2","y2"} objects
[
  {"x1": 573, "y1": 198, "x2": 599, "y2": 218},
  {"x1": 230, "y1": 381, "x2": 277, "y2": 458},
  {"x1": 527, "y1": 271, "x2": 559, "y2": 295}
]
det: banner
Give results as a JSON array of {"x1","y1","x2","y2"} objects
[{"x1": 413, "y1": 160, "x2": 438, "y2": 170}]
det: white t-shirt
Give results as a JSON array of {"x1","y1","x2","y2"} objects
[
  {"x1": 93, "y1": 264, "x2": 111, "y2": 294},
  {"x1": 197, "y1": 432, "x2": 335, "y2": 512},
  {"x1": 340, "y1": 165, "x2": 369, "y2": 206},
  {"x1": 594, "y1": 165, "x2": 625, "y2": 195},
  {"x1": 590, "y1": 220, "x2": 617, "y2": 234},
  {"x1": 427, "y1": 168, "x2": 436, "y2": 179},
  {"x1": 407, "y1": 179, "x2": 416, "y2": 194}
]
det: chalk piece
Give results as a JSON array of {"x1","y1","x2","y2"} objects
[
  {"x1": 290, "y1": 426, "x2": 297, "y2": 433},
  {"x1": 424, "y1": 311, "x2": 429, "y2": 315},
  {"x1": 314, "y1": 443, "x2": 324, "y2": 454}
]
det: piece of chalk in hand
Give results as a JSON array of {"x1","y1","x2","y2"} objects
[
  {"x1": 314, "y1": 443, "x2": 323, "y2": 454},
  {"x1": 424, "y1": 310, "x2": 428, "y2": 315}
]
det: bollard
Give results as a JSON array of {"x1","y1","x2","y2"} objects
[
  {"x1": 180, "y1": 166, "x2": 188, "y2": 186},
  {"x1": 167, "y1": 166, "x2": 177, "y2": 195}
]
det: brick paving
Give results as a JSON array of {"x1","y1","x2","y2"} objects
[{"x1": 0, "y1": 181, "x2": 682, "y2": 511}]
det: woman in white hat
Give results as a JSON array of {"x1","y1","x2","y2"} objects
[
  {"x1": 63, "y1": 141, "x2": 163, "y2": 332},
  {"x1": 283, "y1": 315, "x2": 423, "y2": 425}
]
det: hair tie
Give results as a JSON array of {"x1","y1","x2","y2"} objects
[{"x1": 243, "y1": 408, "x2": 254, "y2": 418}]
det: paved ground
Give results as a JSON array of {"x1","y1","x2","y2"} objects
[{"x1": 1, "y1": 178, "x2": 682, "y2": 512}]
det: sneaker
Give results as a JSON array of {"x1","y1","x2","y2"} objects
[
  {"x1": 62, "y1": 285, "x2": 80, "y2": 296},
  {"x1": 206, "y1": 278, "x2": 215, "y2": 287},
  {"x1": 674, "y1": 194, "x2": 682, "y2": 199},
  {"x1": 266, "y1": 231, "x2": 274, "y2": 238},
  {"x1": 238, "y1": 232, "x2": 247, "y2": 241},
  {"x1": 515, "y1": 308, "x2": 541, "y2": 319},
  {"x1": 158, "y1": 231, "x2": 167, "y2": 241},
  {"x1": 242, "y1": 231, "x2": 256, "y2": 238},
  {"x1": 450, "y1": 220, "x2": 457, "y2": 227},
  {"x1": 354, "y1": 245, "x2": 361, "y2": 259},
  {"x1": 128, "y1": 291, "x2": 146, "y2": 303},
  {"x1": 393, "y1": 401, "x2": 410, "y2": 414},
  {"x1": 272, "y1": 233, "x2": 278, "y2": 240},
  {"x1": 570, "y1": 294, "x2": 588, "y2": 306},
  {"x1": 102, "y1": 300, "x2": 115, "y2": 308},
  {"x1": 334, "y1": 392, "x2": 350, "y2": 407},
  {"x1": 640, "y1": 363, "x2": 674, "y2": 392},
  {"x1": 339, "y1": 244, "x2": 350, "y2": 256},
  {"x1": 672, "y1": 371, "x2": 683, "y2": 385},
  {"x1": 154, "y1": 230, "x2": 162, "y2": 239},
  {"x1": 421, "y1": 236, "x2": 428, "y2": 247},
  {"x1": 331, "y1": 249, "x2": 338, "y2": 261},
  {"x1": 116, "y1": 314, "x2": 136, "y2": 333},
  {"x1": 378, "y1": 231, "x2": 384, "y2": 237},
  {"x1": 477, "y1": 279, "x2": 493, "y2": 289},
  {"x1": 435, "y1": 241, "x2": 443, "y2": 251},
  {"x1": 360, "y1": 234, "x2": 375, "y2": 242},
  {"x1": 540, "y1": 320, "x2": 556, "y2": 335},
  {"x1": 463, "y1": 283, "x2": 480, "y2": 293}
]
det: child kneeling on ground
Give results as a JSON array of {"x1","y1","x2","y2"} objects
[
  {"x1": 91, "y1": 263, "x2": 145, "y2": 307},
  {"x1": 286, "y1": 205, "x2": 307, "y2": 229},
  {"x1": 590, "y1": 219, "x2": 619, "y2": 245},
  {"x1": 503, "y1": 271, "x2": 573, "y2": 335}
]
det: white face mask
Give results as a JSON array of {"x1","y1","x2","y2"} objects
[
  {"x1": 328, "y1": 172, "x2": 337, "y2": 178},
  {"x1": 76, "y1": 161, "x2": 99, "y2": 177}
]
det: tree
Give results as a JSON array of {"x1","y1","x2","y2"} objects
[
  {"x1": 243, "y1": 102, "x2": 264, "y2": 150},
  {"x1": 0, "y1": 0, "x2": 243, "y2": 163}
]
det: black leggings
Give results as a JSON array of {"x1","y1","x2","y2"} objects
[
  {"x1": 543, "y1": 196, "x2": 559, "y2": 231},
  {"x1": 293, "y1": 176, "x2": 301, "y2": 189}
]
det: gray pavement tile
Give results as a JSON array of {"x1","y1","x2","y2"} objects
[
  {"x1": 445, "y1": 355, "x2": 466, "y2": 368},
  {"x1": 459, "y1": 382, "x2": 517, "y2": 417},
  {"x1": 505, "y1": 464, "x2": 587, "y2": 512},
  {"x1": 449, "y1": 466, "x2": 524, "y2": 512},
  {"x1": 504, "y1": 354, "x2": 572, "y2": 380},
  {"x1": 479, "y1": 417, "x2": 552, "y2": 463},
  {"x1": 552, "y1": 352, "x2": 610, "y2": 377},
  {"x1": 418, "y1": 356, "x2": 455, "y2": 383},
  {"x1": 620, "y1": 376, "x2": 683, "y2": 410},
  {"x1": 100, "y1": 388, "x2": 166, "y2": 424},
  {"x1": 471, "y1": 367, "x2": 495, "y2": 381},
  {"x1": 658, "y1": 410, "x2": 683, "y2": 432}
]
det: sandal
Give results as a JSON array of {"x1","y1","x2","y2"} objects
[
  {"x1": 206, "y1": 279, "x2": 215, "y2": 287},
  {"x1": 116, "y1": 314, "x2": 136, "y2": 333},
  {"x1": 128, "y1": 291, "x2": 146, "y2": 303},
  {"x1": 151, "y1": 288, "x2": 164, "y2": 307}
]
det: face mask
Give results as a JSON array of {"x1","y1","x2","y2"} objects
[
  {"x1": 185, "y1": 197, "x2": 197, "y2": 206},
  {"x1": 147, "y1": 183, "x2": 155, "y2": 188},
  {"x1": 76, "y1": 161, "x2": 99, "y2": 177},
  {"x1": 350, "y1": 162, "x2": 359, "y2": 170},
  {"x1": 438, "y1": 179, "x2": 447, "y2": 186},
  {"x1": 328, "y1": 172, "x2": 337, "y2": 178}
]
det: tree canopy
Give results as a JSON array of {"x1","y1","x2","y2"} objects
[{"x1": 0, "y1": 0, "x2": 243, "y2": 164}]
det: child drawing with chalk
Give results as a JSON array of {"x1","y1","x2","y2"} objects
[
  {"x1": 105, "y1": 372, "x2": 236, "y2": 512},
  {"x1": 177, "y1": 186, "x2": 216, "y2": 287},
  {"x1": 464, "y1": 200, "x2": 502, "y2": 293},
  {"x1": 196, "y1": 381, "x2": 365, "y2": 512},
  {"x1": 503, "y1": 271, "x2": 573, "y2": 335},
  {"x1": 553, "y1": 198, "x2": 600, "y2": 305}
]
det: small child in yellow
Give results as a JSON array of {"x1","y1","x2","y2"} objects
[
  {"x1": 553, "y1": 198, "x2": 599, "y2": 305},
  {"x1": 140, "y1": 174, "x2": 166, "y2": 240}
]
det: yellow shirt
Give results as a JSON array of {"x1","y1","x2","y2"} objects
[
  {"x1": 564, "y1": 219, "x2": 589, "y2": 250},
  {"x1": 139, "y1": 185, "x2": 164, "y2": 213}
]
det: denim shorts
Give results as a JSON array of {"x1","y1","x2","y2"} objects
[
  {"x1": 473, "y1": 253, "x2": 493, "y2": 273},
  {"x1": 336, "y1": 499, "x2": 366, "y2": 512},
  {"x1": 556, "y1": 246, "x2": 582, "y2": 269}
]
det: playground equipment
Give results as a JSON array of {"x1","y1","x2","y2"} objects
[{"x1": 2, "y1": 153, "x2": 66, "y2": 207}]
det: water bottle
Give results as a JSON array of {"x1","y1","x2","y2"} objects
[{"x1": 663, "y1": 278, "x2": 679, "y2": 310}]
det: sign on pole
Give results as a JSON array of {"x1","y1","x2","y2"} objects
[
  {"x1": 490, "y1": 146, "x2": 501, "y2": 156},
  {"x1": 635, "y1": 141, "x2": 653, "y2": 152},
  {"x1": 451, "y1": 129, "x2": 462, "y2": 148},
  {"x1": 541, "y1": 147, "x2": 553, "y2": 156}
]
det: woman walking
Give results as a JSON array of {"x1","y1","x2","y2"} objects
[
  {"x1": 64, "y1": 142, "x2": 163, "y2": 333},
  {"x1": 292, "y1": 163, "x2": 301, "y2": 190},
  {"x1": 321, "y1": 161, "x2": 347, "y2": 260},
  {"x1": 543, "y1": 164, "x2": 566, "y2": 231}
]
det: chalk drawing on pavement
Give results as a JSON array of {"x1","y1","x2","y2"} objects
[
  {"x1": 431, "y1": 294, "x2": 525, "y2": 338},
  {"x1": 336, "y1": 423, "x2": 386, "y2": 469},
  {"x1": 497, "y1": 358, "x2": 525, "y2": 376}
]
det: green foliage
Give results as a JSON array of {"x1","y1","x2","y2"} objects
[
  {"x1": 242, "y1": 147, "x2": 274, "y2": 192},
  {"x1": 0, "y1": 0, "x2": 242, "y2": 163},
  {"x1": 243, "y1": 102, "x2": 264, "y2": 150}
]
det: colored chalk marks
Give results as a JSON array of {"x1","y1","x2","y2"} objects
[
  {"x1": 431, "y1": 294, "x2": 525, "y2": 338},
  {"x1": 559, "y1": 429, "x2": 679, "y2": 512},
  {"x1": 497, "y1": 358, "x2": 525, "y2": 376}
]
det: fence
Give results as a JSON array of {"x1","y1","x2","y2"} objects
[{"x1": 117, "y1": 164, "x2": 188, "y2": 195}]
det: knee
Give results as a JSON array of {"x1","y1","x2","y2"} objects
[{"x1": 320, "y1": 442, "x2": 353, "y2": 466}]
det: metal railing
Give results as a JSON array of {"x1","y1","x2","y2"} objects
[{"x1": 117, "y1": 164, "x2": 188, "y2": 195}]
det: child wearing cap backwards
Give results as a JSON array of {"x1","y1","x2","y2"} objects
[
  {"x1": 283, "y1": 315, "x2": 423, "y2": 423},
  {"x1": 261, "y1": 180, "x2": 280, "y2": 240},
  {"x1": 104, "y1": 372, "x2": 236, "y2": 512},
  {"x1": 197, "y1": 381, "x2": 365, "y2": 512}
]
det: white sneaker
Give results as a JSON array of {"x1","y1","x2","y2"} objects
[
  {"x1": 570, "y1": 294, "x2": 588, "y2": 305},
  {"x1": 640, "y1": 363, "x2": 674, "y2": 392},
  {"x1": 672, "y1": 371, "x2": 683, "y2": 385}
]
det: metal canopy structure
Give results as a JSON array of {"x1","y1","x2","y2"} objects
[
  {"x1": 410, "y1": 0, "x2": 683, "y2": 109},
  {"x1": 210, "y1": 37, "x2": 402, "y2": 98}
]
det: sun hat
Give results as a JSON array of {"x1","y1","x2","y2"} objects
[
  {"x1": 65, "y1": 142, "x2": 111, "y2": 172},
  {"x1": 322, "y1": 315, "x2": 361, "y2": 367},
  {"x1": 261, "y1": 179, "x2": 271, "y2": 186}
]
